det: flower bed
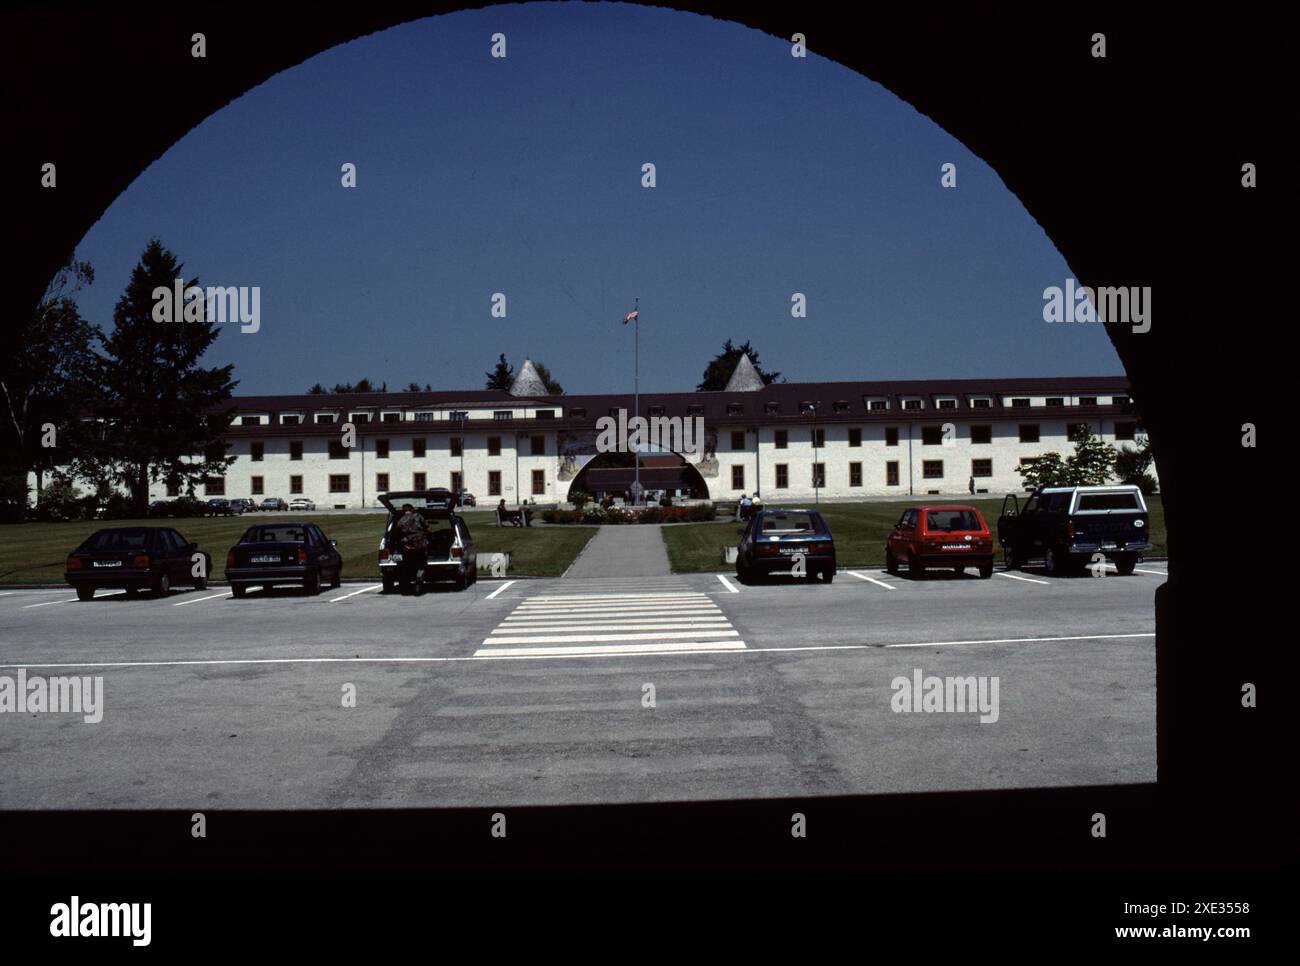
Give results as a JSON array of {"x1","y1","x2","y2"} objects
[{"x1": 541, "y1": 504, "x2": 717, "y2": 525}]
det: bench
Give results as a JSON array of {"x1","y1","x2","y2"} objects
[{"x1": 494, "y1": 506, "x2": 533, "y2": 527}]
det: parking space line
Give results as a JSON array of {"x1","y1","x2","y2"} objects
[
  {"x1": 1134, "y1": 568, "x2": 1167, "y2": 576},
  {"x1": 22, "y1": 597, "x2": 79, "y2": 609},
  {"x1": 173, "y1": 592, "x2": 232, "y2": 606},
  {"x1": 716, "y1": 574, "x2": 740, "y2": 593},
  {"x1": 847, "y1": 571, "x2": 896, "y2": 590},
  {"x1": 484, "y1": 580, "x2": 516, "y2": 600},
  {"x1": 885, "y1": 632, "x2": 1154, "y2": 649},
  {"x1": 329, "y1": 583, "x2": 383, "y2": 603},
  {"x1": 995, "y1": 572, "x2": 1051, "y2": 585}
]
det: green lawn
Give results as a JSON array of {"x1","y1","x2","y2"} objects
[
  {"x1": 0, "y1": 512, "x2": 597, "y2": 583},
  {"x1": 661, "y1": 496, "x2": 1167, "y2": 573}
]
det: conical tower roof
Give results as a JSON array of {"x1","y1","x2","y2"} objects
[
  {"x1": 509, "y1": 358, "x2": 549, "y2": 396},
  {"x1": 724, "y1": 352, "x2": 765, "y2": 392}
]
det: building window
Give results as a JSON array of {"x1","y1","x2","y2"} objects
[
  {"x1": 314, "y1": 413, "x2": 335, "y2": 425},
  {"x1": 488, "y1": 471, "x2": 501, "y2": 496},
  {"x1": 414, "y1": 412, "x2": 434, "y2": 422},
  {"x1": 869, "y1": 399, "x2": 888, "y2": 411},
  {"x1": 412, "y1": 438, "x2": 426, "y2": 458},
  {"x1": 376, "y1": 473, "x2": 389, "y2": 493},
  {"x1": 251, "y1": 476, "x2": 264, "y2": 495},
  {"x1": 328, "y1": 440, "x2": 349, "y2": 459},
  {"x1": 204, "y1": 478, "x2": 225, "y2": 496},
  {"x1": 536, "y1": 409, "x2": 555, "y2": 419},
  {"x1": 251, "y1": 442, "x2": 264, "y2": 462},
  {"x1": 799, "y1": 401, "x2": 815, "y2": 415},
  {"x1": 290, "y1": 441, "x2": 303, "y2": 461},
  {"x1": 1046, "y1": 397, "x2": 1064, "y2": 407},
  {"x1": 494, "y1": 410, "x2": 513, "y2": 421},
  {"x1": 849, "y1": 462, "x2": 862, "y2": 487},
  {"x1": 886, "y1": 461, "x2": 899, "y2": 486},
  {"x1": 972, "y1": 459, "x2": 992, "y2": 478},
  {"x1": 903, "y1": 399, "x2": 922, "y2": 411},
  {"x1": 530, "y1": 435, "x2": 545, "y2": 456},
  {"x1": 240, "y1": 416, "x2": 260, "y2": 426},
  {"x1": 413, "y1": 472, "x2": 426, "y2": 490},
  {"x1": 376, "y1": 439, "x2": 389, "y2": 459},
  {"x1": 1079, "y1": 396, "x2": 1097, "y2": 406},
  {"x1": 921, "y1": 426, "x2": 944, "y2": 446},
  {"x1": 282, "y1": 414, "x2": 301, "y2": 425},
  {"x1": 350, "y1": 413, "x2": 371, "y2": 424},
  {"x1": 971, "y1": 425, "x2": 992, "y2": 444},
  {"x1": 848, "y1": 428, "x2": 862, "y2": 447},
  {"x1": 329, "y1": 475, "x2": 350, "y2": 493},
  {"x1": 971, "y1": 398, "x2": 991, "y2": 409},
  {"x1": 775, "y1": 464, "x2": 788, "y2": 488},
  {"x1": 731, "y1": 430, "x2": 745, "y2": 450},
  {"x1": 1067, "y1": 422, "x2": 1089, "y2": 440},
  {"x1": 290, "y1": 475, "x2": 303, "y2": 494},
  {"x1": 811, "y1": 463, "x2": 826, "y2": 487},
  {"x1": 687, "y1": 404, "x2": 703, "y2": 417},
  {"x1": 922, "y1": 460, "x2": 944, "y2": 480},
  {"x1": 765, "y1": 402, "x2": 780, "y2": 415},
  {"x1": 383, "y1": 412, "x2": 402, "y2": 423},
  {"x1": 729, "y1": 465, "x2": 745, "y2": 490},
  {"x1": 812, "y1": 428, "x2": 825, "y2": 448},
  {"x1": 885, "y1": 427, "x2": 899, "y2": 447},
  {"x1": 1114, "y1": 421, "x2": 1137, "y2": 441},
  {"x1": 1019, "y1": 424, "x2": 1040, "y2": 443},
  {"x1": 1011, "y1": 397, "x2": 1030, "y2": 409},
  {"x1": 726, "y1": 403, "x2": 743, "y2": 416},
  {"x1": 449, "y1": 410, "x2": 469, "y2": 422},
  {"x1": 775, "y1": 430, "x2": 788, "y2": 449},
  {"x1": 833, "y1": 400, "x2": 850, "y2": 413},
  {"x1": 532, "y1": 470, "x2": 545, "y2": 495},
  {"x1": 937, "y1": 399, "x2": 957, "y2": 410},
  {"x1": 487, "y1": 436, "x2": 501, "y2": 456},
  {"x1": 450, "y1": 437, "x2": 463, "y2": 458},
  {"x1": 450, "y1": 471, "x2": 462, "y2": 493},
  {"x1": 1112, "y1": 395, "x2": 1131, "y2": 408}
]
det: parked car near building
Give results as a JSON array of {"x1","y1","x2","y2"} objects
[
  {"x1": 64, "y1": 526, "x2": 212, "y2": 600},
  {"x1": 735, "y1": 508, "x2": 836, "y2": 583},
  {"x1": 206, "y1": 498, "x2": 236, "y2": 516},
  {"x1": 259, "y1": 497, "x2": 289, "y2": 512},
  {"x1": 225, "y1": 522, "x2": 343, "y2": 597},
  {"x1": 288, "y1": 497, "x2": 316, "y2": 511},
  {"x1": 997, "y1": 484, "x2": 1151, "y2": 575},
  {"x1": 229, "y1": 499, "x2": 254, "y2": 514},
  {"x1": 377, "y1": 489, "x2": 476, "y2": 593},
  {"x1": 885, "y1": 505, "x2": 995, "y2": 578}
]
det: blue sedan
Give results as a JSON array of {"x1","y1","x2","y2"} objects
[
  {"x1": 225, "y1": 522, "x2": 343, "y2": 597},
  {"x1": 735, "y1": 508, "x2": 837, "y2": 583}
]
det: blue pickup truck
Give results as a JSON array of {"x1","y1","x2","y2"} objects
[{"x1": 997, "y1": 485, "x2": 1152, "y2": 576}]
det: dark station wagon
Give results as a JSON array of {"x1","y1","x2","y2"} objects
[
  {"x1": 735, "y1": 508, "x2": 837, "y2": 583},
  {"x1": 65, "y1": 526, "x2": 213, "y2": 600},
  {"x1": 225, "y1": 522, "x2": 343, "y2": 597},
  {"x1": 377, "y1": 489, "x2": 477, "y2": 593}
]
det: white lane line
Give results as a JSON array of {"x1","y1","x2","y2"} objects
[
  {"x1": 884, "y1": 632, "x2": 1154, "y2": 649},
  {"x1": 329, "y1": 583, "x2": 383, "y2": 603},
  {"x1": 474, "y1": 641, "x2": 749, "y2": 658},
  {"x1": 995, "y1": 572, "x2": 1051, "y2": 585},
  {"x1": 484, "y1": 580, "x2": 516, "y2": 600},
  {"x1": 848, "y1": 571, "x2": 896, "y2": 590},
  {"x1": 1134, "y1": 568, "x2": 1167, "y2": 576},
  {"x1": 716, "y1": 574, "x2": 740, "y2": 593},
  {"x1": 0, "y1": 631, "x2": 1153, "y2": 671},
  {"x1": 173, "y1": 592, "x2": 231, "y2": 607},
  {"x1": 483, "y1": 629, "x2": 740, "y2": 645},
  {"x1": 22, "y1": 597, "x2": 79, "y2": 609}
]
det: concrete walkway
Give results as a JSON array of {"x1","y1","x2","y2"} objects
[{"x1": 563, "y1": 524, "x2": 672, "y2": 578}]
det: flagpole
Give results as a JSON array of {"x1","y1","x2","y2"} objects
[{"x1": 633, "y1": 296, "x2": 640, "y2": 504}]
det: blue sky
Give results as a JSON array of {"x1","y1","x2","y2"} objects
[{"x1": 70, "y1": 1, "x2": 1121, "y2": 396}]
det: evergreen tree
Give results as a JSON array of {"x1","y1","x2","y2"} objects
[
  {"x1": 485, "y1": 353, "x2": 514, "y2": 390},
  {"x1": 533, "y1": 361, "x2": 564, "y2": 395},
  {"x1": 696, "y1": 339, "x2": 781, "y2": 391}
]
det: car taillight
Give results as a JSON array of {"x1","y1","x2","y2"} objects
[
  {"x1": 131, "y1": 555, "x2": 150, "y2": 568},
  {"x1": 810, "y1": 542, "x2": 832, "y2": 554},
  {"x1": 296, "y1": 548, "x2": 307, "y2": 563},
  {"x1": 226, "y1": 550, "x2": 235, "y2": 568},
  {"x1": 757, "y1": 543, "x2": 779, "y2": 557},
  {"x1": 1067, "y1": 522, "x2": 1077, "y2": 537},
  {"x1": 451, "y1": 546, "x2": 462, "y2": 558},
  {"x1": 66, "y1": 556, "x2": 82, "y2": 570},
  {"x1": 379, "y1": 548, "x2": 390, "y2": 562}
]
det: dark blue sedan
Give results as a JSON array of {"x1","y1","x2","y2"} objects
[
  {"x1": 735, "y1": 508, "x2": 837, "y2": 583},
  {"x1": 225, "y1": 522, "x2": 343, "y2": 597}
]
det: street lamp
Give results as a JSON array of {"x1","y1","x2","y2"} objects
[{"x1": 812, "y1": 400, "x2": 821, "y2": 505}]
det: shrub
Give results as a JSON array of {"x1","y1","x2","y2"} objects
[
  {"x1": 34, "y1": 478, "x2": 82, "y2": 522},
  {"x1": 638, "y1": 506, "x2": 661, "y2": 524},
  {"x1": 659, "y1": 495, "x2": 673, "y2": 507},
  {"x1": 569, "y1": 489, "x2": 591, "y2": 511},
  {"x1": 686, "y1": 503, "x2": 717, "y2": 522}
]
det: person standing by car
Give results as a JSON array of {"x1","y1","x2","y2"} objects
[
  {"x1": 739, "y1": 493, "x2": 753, "y2": 521},
  {"x1": 396, "y1": 504, "x2": 428, "y2": 594},
  {"x1": 751, "y1": 491, "x2": 763, "y2": 514}
]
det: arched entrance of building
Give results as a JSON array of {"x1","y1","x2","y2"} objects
[{"x1": 565, "y1": 451, "x2": 710, "y2": 503}]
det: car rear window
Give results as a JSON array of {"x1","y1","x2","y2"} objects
[
  {"x1": 925, "y1": 510, "x2": 983, "y2": 532},
  {"x1": 81, "y1": 529, "x2": 151, "y2": 552},
  {"x1": 1076, "y1": 493, "x2": 1142, "y2": 511},
  {"x1": 243, "y1": 526, "x2": 309, "y2": 543},
  {"x1": 761, "y1": 512, "x2": 817, "y2": 534}
]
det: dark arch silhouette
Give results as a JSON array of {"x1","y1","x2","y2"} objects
[
  {"x1": 566, "y1": 450, "x2": 711, "y2": 502},
  {"x1": 4, "y1": 4, "x2": 1283, "y2": 871}
]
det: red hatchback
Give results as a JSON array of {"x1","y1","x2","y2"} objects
[{"x1": 885, "y1": 505, "x2": 994, "y2": 578}]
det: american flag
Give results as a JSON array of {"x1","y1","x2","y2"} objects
[{"x1": 622, "y1": 309, "x2": 638, "y2": 324}]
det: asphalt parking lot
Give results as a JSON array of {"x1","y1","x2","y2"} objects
[{"x1": 0, "y1": 562, "x2": 1162, "y2": 809}]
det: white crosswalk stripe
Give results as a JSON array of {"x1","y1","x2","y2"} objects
[{"x1": 474, "y1": 591, "x2": 746, "y2": 659}]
